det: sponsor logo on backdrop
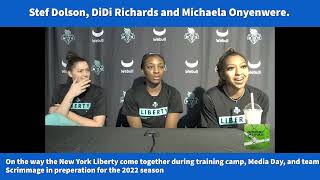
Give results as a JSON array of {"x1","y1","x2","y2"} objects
[
  {"x1": 184, "y1": 27, "x2": 199, "y2": 44},
  {"x1": 61, "y1": 59, "x2": 67, "y2": 74},
  {"x1": 248, "y1": 60, "x2": 261, "y2": 69},
  {"x1": 153, "y1": 28, "x2": 167, "y2": 42},
  {"x1": 247, "y1": 28, "x2": 262, "y2": 45},
  {"x1": 92, "y1": 29, "x2": 104, "y2": 43},
  {"x1": 92, "y1": 29, "x2": 104, "y2": 37},
  {"x1": 120, "y1": 59, "x2": 134, "y2": 74},
  {"x1": 91, "y1": 60, "x2": 104, "y2": 76},
  {"x1": 121, "y1": 28, "x2": 135, "y2": 43},
  {"x1": 216, "y1": 29, "x2": 229, "y2": 43},
  {"x1": 121, "y1": 59, "x2": 134, "y2": 68},
  {"x1": 153, "y1": 28, "x2": 166, "y2": 36},
  {"x1": 185, "y1": 59, "x2": 199, "y2": 74},
  {"x1": 248, "y1": 59, "x2": 262, "y2": 75},
  {"x1": 61, "y1": 29, "x2": 75, "y2": 45},
  {"x1": 184, "y1": 91, "x2": 199, "y2": 108},
  {"x1": 214, "y1": 65, "x2": 218, "y2": 72},
  {"x1": 120, "y1": 91, "x2": 126, "y2": 103}
]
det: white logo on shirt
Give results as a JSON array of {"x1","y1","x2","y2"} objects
[
  {"x1": 139, "y1": 107, "x2": 168, "y2": 117},
  {"x1": 234, "y1": 107, "x2": 241, "y2": 114},
  {"x1": 152, "y1": 102, "x2": 158, "y2": 108},
  {"x1": 219, "y1": 115, "x2": 246, "y2": 125}
]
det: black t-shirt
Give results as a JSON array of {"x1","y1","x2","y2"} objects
[
  {"x1": 201, "y1": 85, "x2": 269, "y2": 129},
  {"x1": 122, "y1": 82, "x2": 183, "y2": 128},
  {"x1": 51, "y1": 82, "x2": 106, "y2": 119}
]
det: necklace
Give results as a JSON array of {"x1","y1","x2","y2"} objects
[
  {"x1": 223, "y1": 86, "x2": 245, "y2": 103},
  {"x1": 146, "y1": 83, "x2": 162, "y2": 97}
]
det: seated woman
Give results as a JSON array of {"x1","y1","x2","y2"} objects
[
  {"x1": 46, "y1": 52, "x2": 106, "y2": 127},
  {"x1": 122, "y1": 53, "x2": 183, "y2": 128},
  {"x1": 201, "y1": 48, "x2": 269, "y2": 128}
]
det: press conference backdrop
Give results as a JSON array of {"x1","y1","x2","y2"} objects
[{"x1": 45, "y1": 27, "x2": 275, "y2": 128}]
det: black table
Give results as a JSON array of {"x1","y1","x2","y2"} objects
[{"x1": 45, "y1": 126, "x2": 275, "y2": 152}]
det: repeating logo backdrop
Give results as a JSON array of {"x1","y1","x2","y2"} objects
[{"x1": 45, "y1": 27, "x2": 275, "y2": 128}]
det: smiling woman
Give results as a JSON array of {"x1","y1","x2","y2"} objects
[
  {"x1": 201, "y1": 48, "x2": 269, "y2": 129},
  {"x1": 51, "y1": 8, "x2": 88, "y2": 17}
]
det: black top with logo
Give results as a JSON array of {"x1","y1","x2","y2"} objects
[
  {"x1": 51, "y1": 82, "x2": 106, "y2": 119},
  {"x1": 201, "y1": 85, "x2": 269, "y2": 129},
  {"x1": 122, "y1": 82, "x2": 183, "y2": 128}
]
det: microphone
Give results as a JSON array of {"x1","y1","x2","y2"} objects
[{"x1": 144, "y1": 129, "x2": 160, "y2": 152}]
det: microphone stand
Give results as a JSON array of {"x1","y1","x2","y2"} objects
[{"x1": 144, "y1": 129, "x2": 160, "y2": 153}]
